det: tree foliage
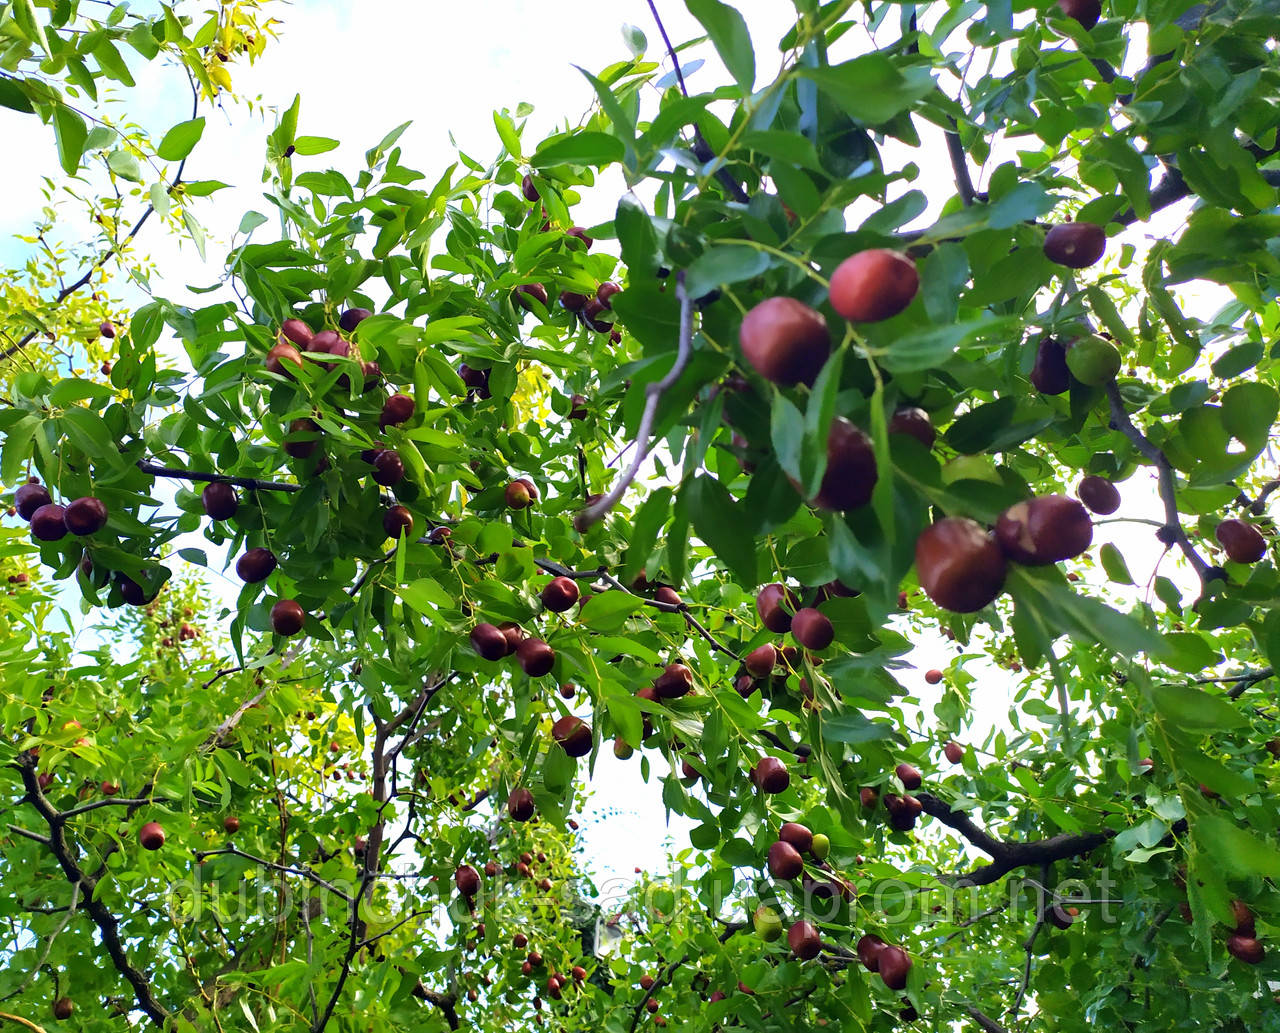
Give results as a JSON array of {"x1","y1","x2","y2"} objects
[{"x1": 2, "y1": 1, "x2": 1280, "y2": 1031}]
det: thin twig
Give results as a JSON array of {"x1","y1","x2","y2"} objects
[
  {"x1": 193, "y1": 848, "x2": 353, "y2": 903},
  {"x1": 1010, "y1": 864, "x2": 1051, "y2": 1020},
  {"x1": 137, "y1": 460, "x2": 301, "y2": 493},
  {"x1": 945, "y1": 130, "x2": 978, "y2": 206},
  {"x1": 576, "y1": 271, "x2": 695, "y2": 529}
]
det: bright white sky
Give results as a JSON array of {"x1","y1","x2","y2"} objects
[{"x1": 1, "y1": 0, "x2": 1224, "y2": 894}]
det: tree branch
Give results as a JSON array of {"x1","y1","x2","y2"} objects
[
  {"x1": 945, "y1": 130, "x2": 979, "y2": 207},
  {"x1": 193, "y1": 847, "x2": 353, "y2": 903},
  {"x1": 1010, "y1": 863, "x2": 1051, "y2": 1020},
  {"x1": 629, "y1": 922, "x2": 744, "y2": 1033},
  {"x1": 137, "y1": 460, "x2": 301, "y2": 493},
  {"x1": 966, "y1": 1006, "x2": 1010, "y2": 1033},
  {"x1": 1104, "y1": 382, "x2": 1212, "y2": 581},
  {"x1": 576, "y1": 272, "x2": 694, "y2": 529}
]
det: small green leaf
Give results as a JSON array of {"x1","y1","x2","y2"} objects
[
  {"x1": 686, "y1": 0, "x2": 756, "y2": 94},
  {"x1": 1194, "y1": 813, "x2": 1280, "y2": 881},
  {"x1": 291, "y1": 135, "x2": 339, "y2": 155},
  {"x1": 797, "y1": 55, "x2": 934, "y2": 125},
  {"x1": 687, "y1": 474, "x2": 756, "y2": 586},
  {"x1": 107, "y1": 149, "x2": 145, "y2": 183},
  {"x1": 1099, "y1": 543, "x2": 1133, "y2": 585},
  {"x1": 493, "y1": 111, "x2": 522, "y2": 159},
  {"x1": 157, "y1": 117, "x2": 206, "y2": 161},
  {"x1": 1150, "y1": 682, "x2": 1244, "y2": 732},
  {"x1": 53, "y1": 106, "x2": 88, "y2": 175},
  {"x1": 530, "y1": 131, "x2": 624, "y2": 169},
  {"x1": 684, "y1": 244, "x2": 773, "y2": 300}
]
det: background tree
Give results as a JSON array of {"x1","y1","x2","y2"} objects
[{"x1": 2, "y1": 1, "x2": 1280, "y2": 1031}]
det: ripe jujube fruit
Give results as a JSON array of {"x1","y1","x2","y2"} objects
[
  {"x1": 1216, "y1": 518, "x2": 1267, "y2": 564},
  {"x1": 767, "y1": 840, "x2": 804, "y2": 880},
  {"x1": 521, "y1": 174, "x2": 539, "y2": 202},
  {"x1": 810, "y1": 418, "x2": 877, "y2": 511},
  {"x1": 309, "y1": 329, "x2": 341, "y2": 354},
  {"x1": 15, "y1": 482, "x2": 51, "y2": 520},
  {"x1": 236, "y1": 548, "x2": 277, "y2": 583},
  {"x1": 284, "y1": 418, "x2": 320, "y2": 459},
  {"x1": 1231, "y1": 900, "x2": 1256, "y2": 936},
  {"x1": 1078, "y1": 475, "x2": 1120, "y2": 515},
  {"x1": 62, "y1": 499, "x2": 107, "y2": 537},
  {"x1": 52, "y1": 997, "x2": 74, "y2": 1019},
  {"x1": 889, "y1": 406, "x2": 935, "y2": 449},
  {"x1": 1030, "y1": 337, "x2": 1071, "y2": 395},
  {"x1": 857, "y1": 933, "x2": 887, "y2": 971},
  {"x1": 559, "y1": 291, "x2": 589, "y2": 312},
  {"x1": 653, "y1": 586, "x2": 682, "y2": 607},
  {"x1": 653, "y1": 662, "x2": 693, "y2": 699},
  {"x1": 381, "y1": 393, "x2": 415, "y2": 428},
  {"x1": 791, "y1": 608, "x2": 834, "y2": 650},
  {"x1": 551, "y1": 715, "x2": 592, "y2": 757},
  {"x1": 568, "y1": 394, "x2": 588, "y2": 420},
  {"x1": 505, "y1": 480, "x2": 535, "y2": 509},
  {"x1": 877, "y1": 945, "x2": 912, "y2": 989},
  {"x1": 944, "y1": 741, "x2": 965, "y2": 764},
  {"x1": 828, "y1": 249, "x2": 918, "y2": 323},
  {"x1": 1044, "y1": 221, "x2": 1106, "y2": 268},
  {"x1": 30, "y1": 504, "x2": 68, "y2": 542},
  {"x1": 756, "y1": 583, "x2": 797, "y2": 633},
  {"x1": 596, "y1": 282, "x2": 622, "y2": 308},
  {"x1": 373, "y1": 450, "x2": 405, "y2": 486},
  {"x1": 1055, "y1": 0, "x2": 1101, "y2": 28},
  {"x1": 895, "y1": 763, "x2": 922, "y2": 790},
  {"x1": 265, "y1": 342, "x2": 303, "y2": 377},
  {"x1": 201, "y1": 482, "x2": 238, "y2": 520},
  {"x1": 516, "y1": 638, "x2": 555, "y2": 677},
  {"x1": 744, "y1": 643, "x2": 777, "y2": 678},
  {"x1": 1046, "y1": 904, "x2": 1074, "y2": 929},
  {"x1": 995, "y1": 495, "x2": 1093, "y2": 565},
  {"x1": 515, "y1": 283, "x2": 549, "y2": 308},
  {"x1": 779, "y1": 822, "x2": 813, "y2": 854},
  {"x1": 339, "y1": 307, "x2": 372, "y2": 331},
  {"x1": 383, "y1": 505, "x2": 413, "y2": 539},
  {"x1": 270, "y1": 599, "x2": 305, "y2": 636},
  {"x1": 139, "y1": 821, "x2": 165, "y2": 850},
  {"x1": 499, "y1": 623, "x2": 525, "y2": 653},
  {"x1": 787, "y1": 920, "x2": 822, "y2": 960},
  {"x1": 541, "y1": 576, "x2": 580, "y2": 613},
  {"x1": 925, "y1": 669, "x2": 943, "y2": 685},
  {"x1": 455, "y1": 864, "x2": 481, "y2": 897},
  {"x1": 224, "y1": 815, "x2": 240, "y2": 834},
  {"x1": 508, "y1": 787, "x2": 535, "y2": 821},
  {"x1": 1227, "y1": 933, "x2": 1264, "y2": 964},
  {"x1": 915, "y1": 517, "x2": 1007, "y2": 613},
  {"x1": 566, "y1": 226, "x2": 593, "y2": 249},
  {"x1": 753, "y1": 756, "x2": 790, "y2": 794},
  {"x1": 738, "y1": 296, "x2": 830, "y2": 386},
  {"x1": 280, "y1": 318, "x2": 313, "y2": 348}
]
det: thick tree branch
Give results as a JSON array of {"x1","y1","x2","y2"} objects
[
  {"x1": 945, "y1": 131, "x2": 979, "y2": 207},
  {"x1": 576, "y1": 273, "x2": 694, "y2": 529},
  {"x1": 137, "y1": 460, "x2": 301, "y2": 493},
  {"x1": 16, "y1": 760, "x2": 170, "y2": 1027},
  {"x1": 917, "y1": 794, "x2": 1114, "y2": 887},
  {"x1": 967, "y1": 1006, "x2": 1010, "y2": 1033}
]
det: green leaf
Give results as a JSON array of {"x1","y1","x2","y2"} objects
[
  {"x1": 12, "y1": 0, "x2": 50, "y2": 54},
  {"x1": 578, "y1": 592, "x2": 645, "y2": 632},
  {"x1": 291, "y1": 135, "x2": 339, "y2": 155},
  {"x1": 530, "y1": 132, "x2": 624, "y2": 169},
  {"x1": 493, "y1": 111, "x2": 522, "y2": 159},
  {"x1": 796, "y1": 56, "x2": 934, "y2": 125},
  {"x1": 876, "y1": 316, "x2": 1018, "y2": 374},
  {"x1": 684, "y1": 244, "x2": 773, "y2": 300},
  {"x1": 107, "y1": 149, "x2": 144, "y2": 183},
  {"x1": 823, "y1": 712, "x2": 895, "y2": 744},
  {"x1": 1161, "y1": 633, "x2": 1224, "y2": 674},
  {"x1": 1007, "y1": 566, "x2": 1166, "y2": 658},
  {"x1": 687, "y1": 474, "x2": 756, "y2": 586},
  {"x1": 685, "y1": 0, "x2": 756, "y2": 95},
  {"x1": 1098, "y1": 543, "x2": 1133, "y2": 585},
  {"x1": 1, "y1": 414, "x2": 37, "y2": 483},
  {"x1": 1194, "y1": 813, "x2": 1280, "y2": 881},
  {"x1": 621, "y1": 23, "x2": 647, "y2": 57},
  {"x1": 157, "y1": 117, "x2": 206, "y2": 161},
  {"x1": 53, "y1": 105, "x2": 88, "y2": 175},
  {"x1": 1150, "y1": 682, "x2": 1245, "y2": 733}
]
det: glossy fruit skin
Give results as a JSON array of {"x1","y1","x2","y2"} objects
[
  {"x1": 224, "y1": 815, "x2": 240, "y2": 834},
  {"x1": 944, "y1": 741, "x2": 965, "y2": 764},
  {"x1": 499, "y1": 623, "x2": 525, "y2": 654},
  {"x1": 284, "y1": 418, "x2": 320, "y2": 459},
  {"x1": 1046, "y1": 904, "x2": 1074, "y2": 929},
  {"x1": 265, "y1": 342, "x2": 303, "y2": 377},
  {"x1": 744, "y1": 643, "x2": 777, "y2": 678},
  {"x1": 551, "y1": 715, "x2": 592, "y2": 757},
  {"x1": 791, "y1": 608, "x2": 834, "y2": 650},
  {"x1": 896, "y1": 763, "x2": 922, "y2": 790},
  {"x1": 559, "y1": 291, "x2": 589, "y2": 312},
  {"x1": 1231, "y1": 900, "x2": 1256, "y2": 937},
  {"x1": 30, "y1": 504, "x2": 68, "y2": 542},
  {"x1": 505, "y1": 480, "x2": 534, "y2": 509},
  {"x1": 787, "y1": 919, "x2": 822, "y2": 960},
  {"x1": 754, "y1": 756, "x2": 790, "y2": 794},
  {"x1": 516, "y1": 283, "x2": 549, "y2": 308},
  {"x1": 1078, "y1": 475, "x2": 1120, "y2": 515},
  {"x1": 1044, "y1": 222, "x2": 1106, "y2": 268},
  {"x1": 739, "y1": 297, "x2": 831, "y2": 386},
  {"x1": 596, "y1": 282, "x2": 622, "y2": 308},
  {"x1": 756, "y1": 583, "x2": 797, "y2": 633},
  {"x1": 521, "y1": 174, "x2": 539, "y2": 201},
  {"x1": 339, "y1": 307, "x2": 372, "y2": 332},
  {"x1": 201, "y1": 482, "x2": 239, "y2": 520},
  {"x1": 15, "y1": 482, "x2": 51, "y2": 520},
  {"x1": 280, "y1": 318, "x2": 313, "y2": 347},
  {"x1": 1055, "y1": 0, "x2": 1101, "y2": 27},
  {"x1": 877, "y1": 945, "x2": 912, "y2": 989},
  {"x1": 52, "y1": 997, "x2": 74, "y2": 1019},
  {"x1": 236, "y1": 548, "x2": 277, "y2": 583},
  {"x1": 613, "y1": 736, "x2": 634, "y2": 759},
  {"x1": 889, "y1": 406, "x2": 935, "y2": 448},
  {"x1": 996, "y1": 495, "x2": 1093, "y2": 565},
  {"x1": 566, "y1": 226, "x2": 593, "y2": 249},
  {"x1": 139, "y1": 821, "x2": 165, "y2": 850},
  {"x1": 1227, "y1": 933, "x2": 1264, "y2": 964},
  {"x1": 653, "y1": 662, "x2": 693, "y2": 699},
  {"x1": 916, "y1": 517, "x2": 1008, "y2": 613},
  {"x1": 516, "y1": 638, "x2": 555, "y2": 677},
  {"x1": 767, "y1": 839, "x2": 804, "y2": 879},
  {"x1": 381, "y1": 393, "x2": 415, "y2": 428},
  {"x1": 507, "y1": 787, "x2": 535, "y2": 821},
  {"x1": 118, "y1": 575, "x2": 153, "y2": 606},
  {"x1": 455, "y1": 864, "x2": 481, "y2": 897},
  {"x1": 568, "y1": 394, "x2": 588, "y2": 420},
  {"x1": 829, "y1": 249, "x2": 919, "y2": 323},
  {"x1": 373, "y1": 450, "x2": 405, "y2": 486},
  {"x1": 809, "y1": 833, "x2": 831, "y2": 860},
  {"x1": 60, "y1": 496, "x2": 106, "y2": 537},
  {"x1": 541, "y1": 576, "x2": 580, "y2": 612},
  {"x1": 383, "y1": 505, "x2": 414, "y2": 540},
  {"x1": 859, "y1": 786, "x2": 879, "y2": 808},
  {"x1": 1030, "y1": 337, "x2": 1071, "y2": 395},
  {"x1": 779, "y1": 822, "x2": 813, "y2": 854},
  {"x1": 653, "y1": 586, "x2": 682, "y2": 607},
  {"x1": 1066, "y1": 335, "x2": 1121, "y2": 386},
  {"x1": 925, "y1": 669, "x2": 943, "y2": 685},
  {"x1": 857, "y1": 934, "x2": 887, "y2": 970},
  {"x1": 270, "y1": 599, "x2": 305, "y2": 636},
  {"x1": 309, "y1": 329, "x2": 341, "y2": 354},
  {"x1": 812, "y1": 418, "x2": 877, "y2": 511},
  {"x1": 1216, "y1": 518, "x2": 1267, "y2": 564}
]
